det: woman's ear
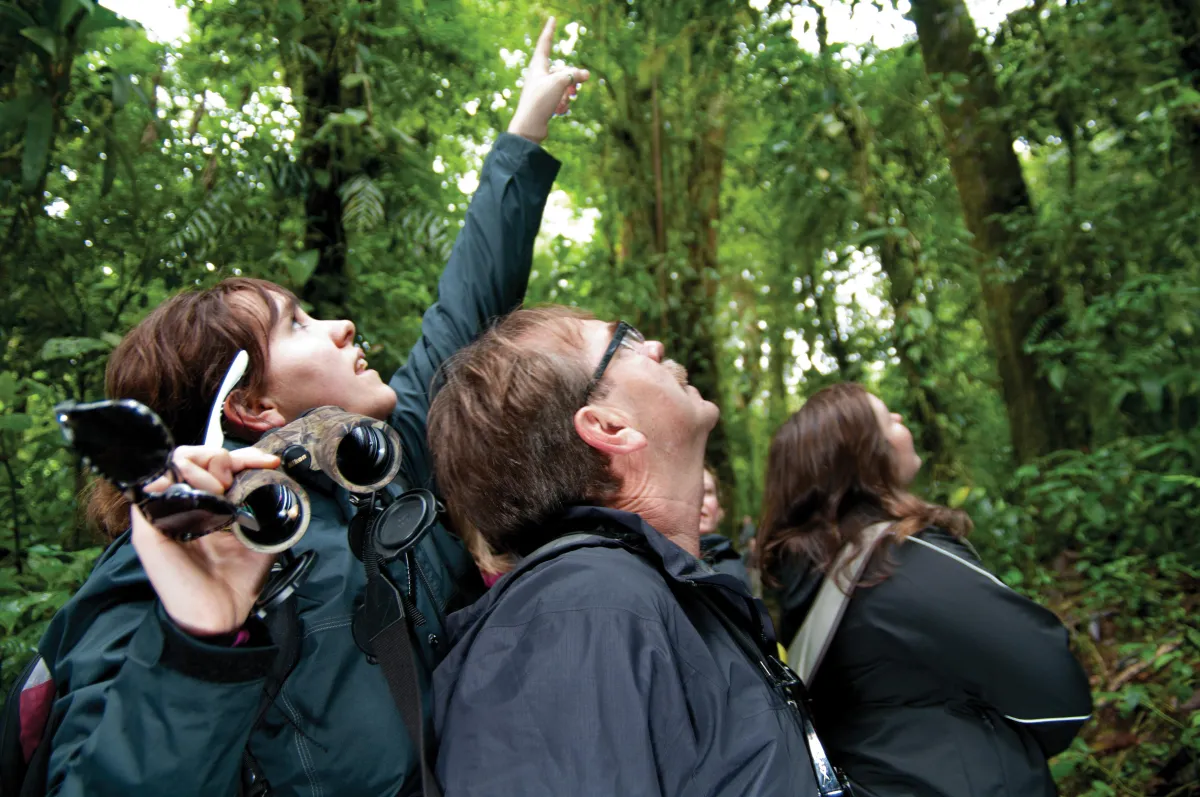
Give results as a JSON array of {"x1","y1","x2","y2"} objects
[
  {"x1": 224, "y1": 389, "x2": 286, "y2": 436},
  {"x1": 573, "y1": 404, "x2": 647, "y2": 457}
]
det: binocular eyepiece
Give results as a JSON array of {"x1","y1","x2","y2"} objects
[{"x1": 227, "y1": 407, "x2": 402, "y2": 552}]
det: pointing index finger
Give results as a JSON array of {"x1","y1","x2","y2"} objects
[{"x1": 531, "y1": 17, "x2": 556, "y2": 73}]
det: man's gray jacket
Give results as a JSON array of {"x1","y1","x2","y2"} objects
[{"x1": 433, "y1": 505, "x2": 825, "y2": 797}]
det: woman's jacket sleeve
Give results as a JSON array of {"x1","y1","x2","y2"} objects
[
  {"x1": 39, "y1": 539, "x2": 278, "y2": 797},
  {"x1": 887, "y1": 530, "x2": 1093, "y2": 755},
  {"x1": 387, "y1": 133, "x2": 559, "y2": 488}
]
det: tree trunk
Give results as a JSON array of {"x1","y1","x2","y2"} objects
[
  {"x1": 765, "y1": 300, "x2": 790, "y2": 435},
  {"x1": 908, "y1": 0, "x2": 1073, "y2": 464},
  {"x1": 298, "y1": 21, "x2": 348, "y2": 319},
  {"x1": 1158, "y1": 0, "x2": 1200, "y2": 171},
  {"x1": 677, "y1": 103, "x2": 733, "y2": 498}
]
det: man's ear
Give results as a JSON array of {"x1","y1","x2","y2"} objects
[
  {"x1": 573, "y1": 404, "x2": 647, "y2": 457},
  {"x1": 224, "y1": 389, "x2": 286, "y2": 436}
]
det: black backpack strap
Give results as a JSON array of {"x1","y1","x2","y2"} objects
[{"x1": 359, "y1": 532, "x2": 442, "y2": 797}]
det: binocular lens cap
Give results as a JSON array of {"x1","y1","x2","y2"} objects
[{"x1": 366, "y1": 490, "x2": 440, "y2": 563}]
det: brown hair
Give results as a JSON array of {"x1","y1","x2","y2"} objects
[
  {"x1": 758, "y1": 382, "x2": 970, "y2": 587},
  {"x1": 427, "y1": 305, "x2": 619, "y2": 558},
  {"x1": 87, "y1": 278, "x2": 299, "y2": 537}
]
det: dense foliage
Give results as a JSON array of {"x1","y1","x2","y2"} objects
[{"x1": 1, "y1": 0, "x2": 1196, "y2": 793}]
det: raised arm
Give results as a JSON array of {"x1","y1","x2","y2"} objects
[{"x1": 389, "y1": 18, "x2": 588, "y2": 486}]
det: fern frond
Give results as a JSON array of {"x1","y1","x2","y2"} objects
[{"x1": 341, "y1": 174, "x2": 385, "y2": 232}]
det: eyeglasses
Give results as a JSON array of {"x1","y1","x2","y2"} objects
[{"x1": 583, "y1": 321, "x2": 646, "y2": 402}]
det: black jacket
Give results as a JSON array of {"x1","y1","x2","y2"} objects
[
  {"x1": 774, "y1": 528, "x2": 1093, "y2": 797},
  {"x1": 433, "y1": 506, "x2": 824, "y2": 797},
  {"x1": 36, "y1": 133, "x2": 559, "y2": 797},
  {"x1": 699, "y1": 532, "x2": 750, "y2": 589}
]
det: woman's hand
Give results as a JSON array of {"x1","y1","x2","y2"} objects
[
  {"x1": 507, "y1": 17, "x2": 590, "y2": 144},
  {"x1": 131, "y1": 446, "x2": 282, "y2": 638}
]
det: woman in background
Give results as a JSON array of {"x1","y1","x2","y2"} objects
[{"x1": 759, "y1": 382, "x2": 1092, "y2": 797}]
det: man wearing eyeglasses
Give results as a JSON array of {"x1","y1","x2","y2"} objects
[{"x1": 425, "y1": 307, "x2": 843, "y2": 797}]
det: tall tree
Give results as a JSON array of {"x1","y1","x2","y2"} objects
[
  {"x1": 573, "y1": 0, "x2": 761, "y2": 499},
  {"x1": 907, "y1": 0, "x2": 1075, "y2": 463}
]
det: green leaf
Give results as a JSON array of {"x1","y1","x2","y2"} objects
[
  {"x1": 110, "y1": 71, "x2": 132, "y2": 109},
  {"x1": 1083, "y1": 502, "x2": 1107, "y2": 528},
  {"x1": 76, "y1": 4, "x2": 132, "y2": 38},
  {"x1": 100, "y1": 147, "x2": 116, "y2": 196},
  {"x1": 1142, "y1": 77, "x2": 1180, "y2": 95},
  {"x1": 0, "y1": 372, "x2": 16, "y2": 405},
  {"x1": 1140, "y1": 379, "x2": 1164, "y2": 413},
  {"x1": 341, "y1": 73, "x2": 370, "y2": 89},
  {"x1": 19, "y1": 27, "x2": 56, "y2": 58},
  {"x1": 0, "y1": 414, "x2": 33, "y2": 432},
  {"x1": 0, "y1": 4, "x2": 38, "y2": 31},
  {"x1": 39, "y1": 336, "x2": 112, "y2": 361},
  {"x1": 285, "y1": 249, "x2": 320, "y2": 287},
  {"x1": 278, "y1": 0, "x2": 303, "y2": 21},
  {"x1": 1014, "y1": 464, "x2": 1040, "y2": 481},
  {"x1": 59, "y1": 0, "x2": 94, "y2": 29},
  {"x1": 0, "y1": 95, "x2": 34, "y2": 140},
  {"x1": 21, "y1": 95, "x2": 53, "y2": 193},
  {"x1": 341, "y1": 174, "x2": 384, "y2": 231},
  {"x1": 948, "y1": 485, "x2": 971, "y2": 508},
  {"x1": 1185, "y1": 626, "x2": 1200, "y2": 652},
  {"x1": 1173, "y1": 88, "x2": 1200, "y2": 108},
  {"x1": 1048, "y1": 362, "x2": 1067, "y2": 392}
]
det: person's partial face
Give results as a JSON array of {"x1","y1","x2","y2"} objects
[
  {"x1": 698, "y1": 469, "x2": 724, "y2": 535},
  {"x1": 578, "y1": 319, "x2": 719, "y2": 444},
  {"x1": 870, "y1": 394, "x2": 921, "y2": 486},
  {"x1": 256, "y1": 294, "x2": 397, "y2": 424}
]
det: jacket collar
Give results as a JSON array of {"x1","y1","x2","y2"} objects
[
  {"x1": 451, "y1": 505, "x2": 779, "y2": 649},
  {"x1": 699, "y1": 533, "x2": 738, "y2": 561},
  {"x1": 556, "y1": 505, "x2": 735, "y2": 587}
]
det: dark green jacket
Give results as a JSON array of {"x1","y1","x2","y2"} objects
[{"x1": 37, "y1": 133, "x2": 559, "y2": 797}]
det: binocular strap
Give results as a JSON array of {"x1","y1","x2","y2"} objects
[{"x1": 359, "y1": 537, "x2": 443, "y2": 797}]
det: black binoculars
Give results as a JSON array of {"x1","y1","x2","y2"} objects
[{"x1": 55, "y1": 400, "x2": 403, "y2": 553}]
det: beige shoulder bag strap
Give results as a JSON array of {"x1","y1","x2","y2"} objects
[{"x1": 787, "y1": 521, "x2": 892, "y2": 685}]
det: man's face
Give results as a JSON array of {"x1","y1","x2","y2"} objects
[
  {"x1": 252, "y1": 293, "x2": 397, "y2": 424},
  {"x1": 698, "y1": 469, "x2": 724, "y2": 535},
  {"x1": 577, "y1": 319, "x2": 719, "y2": 445}
]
